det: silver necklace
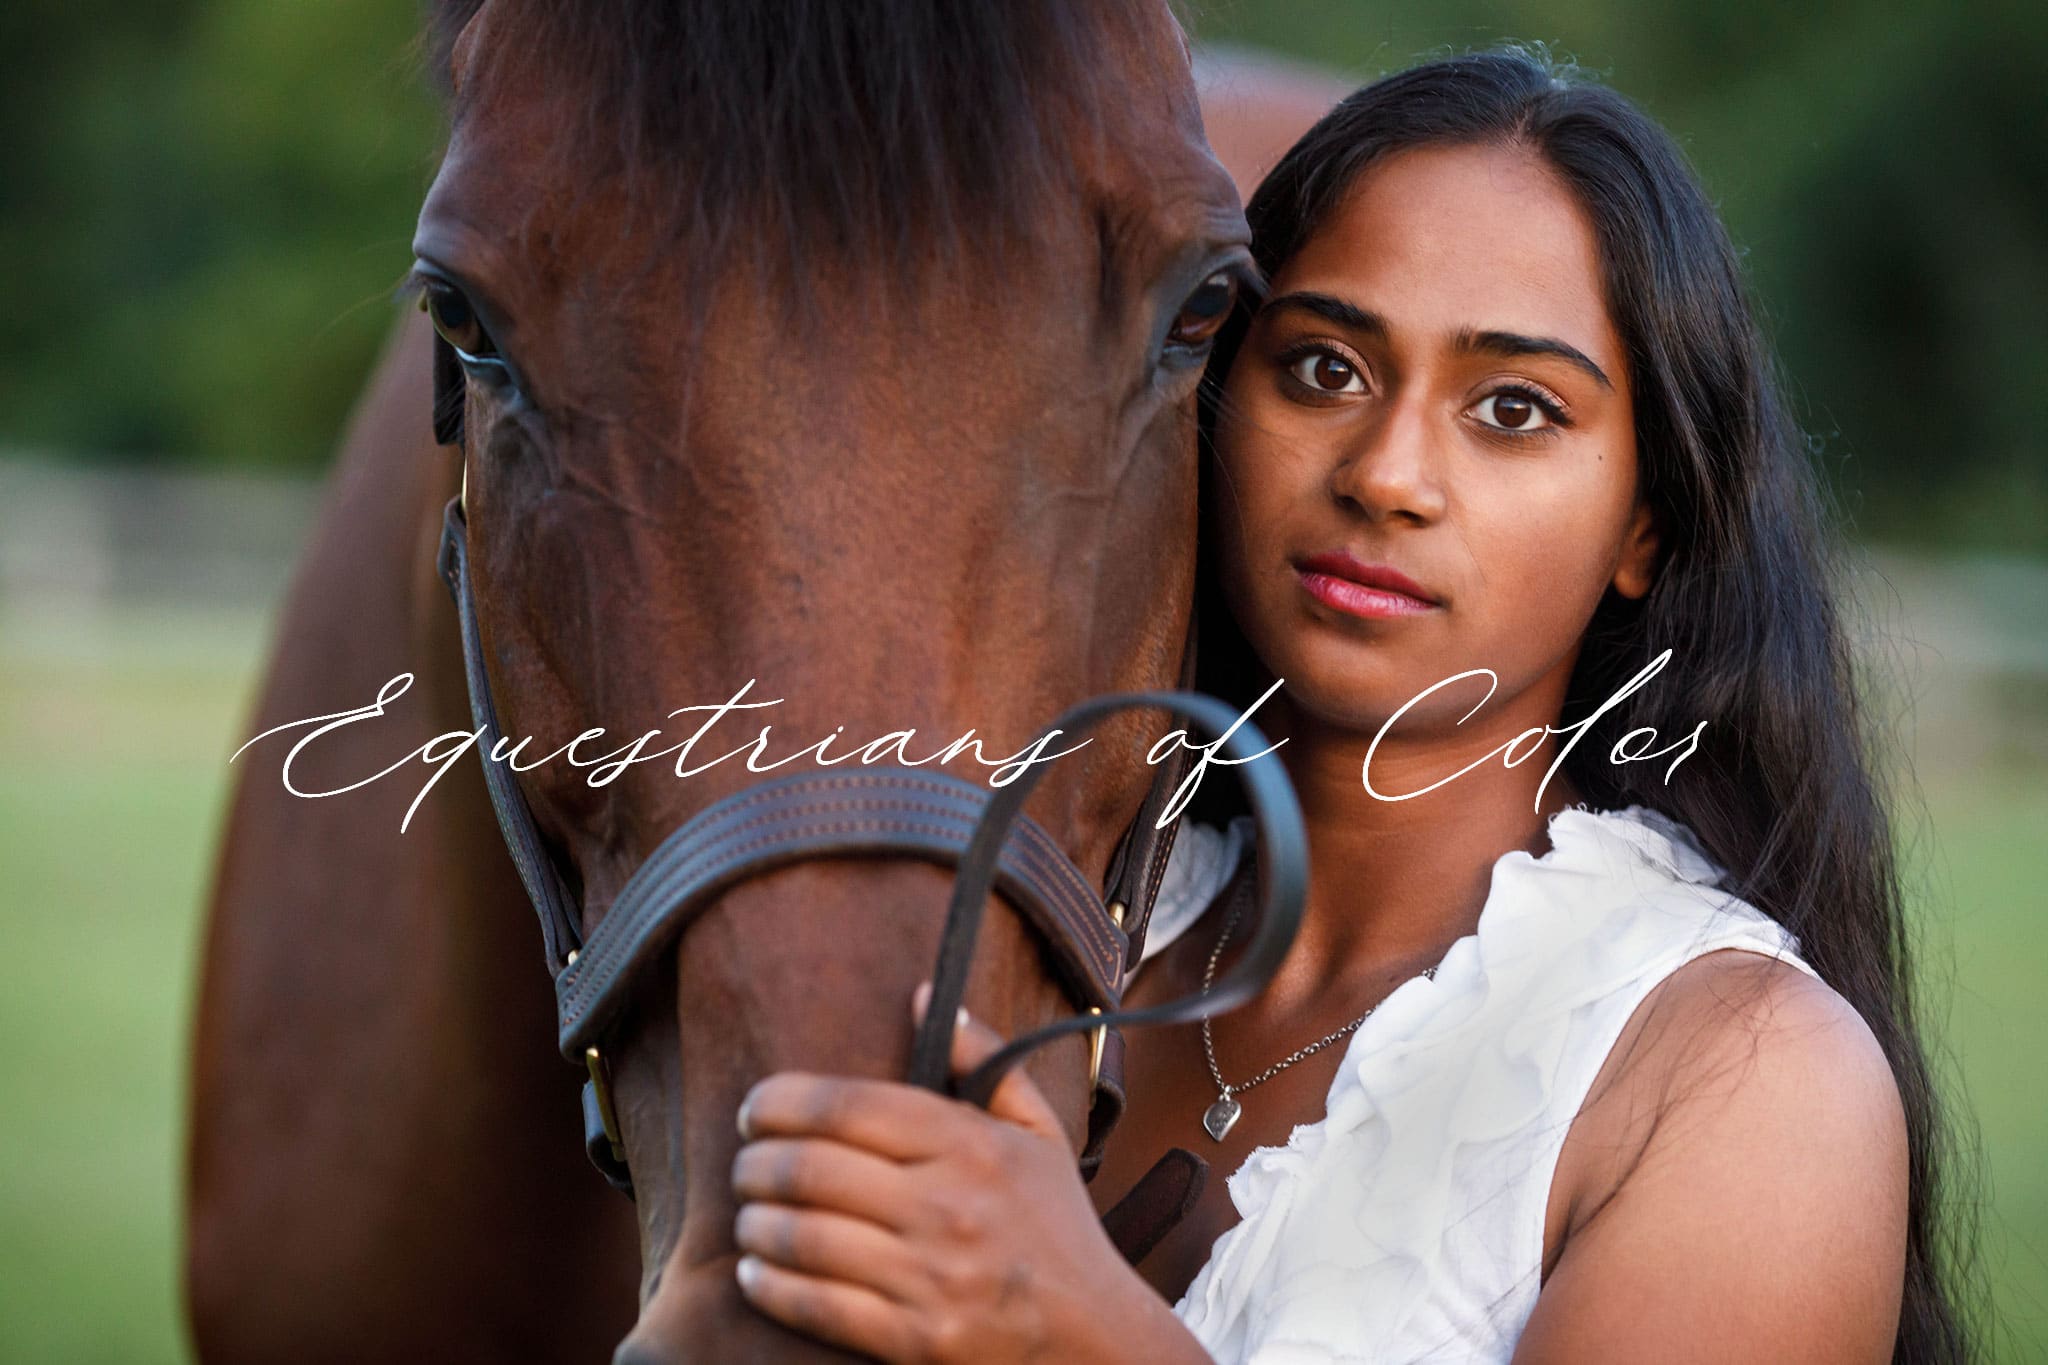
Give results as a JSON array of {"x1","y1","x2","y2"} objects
[{"x1": 1197, "y1": 892, "x2": 1437, "y2": 1142}]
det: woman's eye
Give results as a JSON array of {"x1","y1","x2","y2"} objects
[
  {"x1": 1287, "y1": 350, "x2": 1366, "y2": 394},
  {"x1": 1167, "y1": 272, "x2": 1238, "y2": 348},
  {"x1": 420, "y1": 281, "x2": 498, "y2": 360},
  {"x1": 1470, "y1": 390, "x2": 1554, "y2": 432}
]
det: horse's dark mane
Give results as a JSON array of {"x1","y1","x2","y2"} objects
[{"x1": 429, "y1": 0, "x2": 1178, "y2": 287}]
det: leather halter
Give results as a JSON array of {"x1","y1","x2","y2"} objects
[{"x1": 435, "y1": 488, "x2": 1306, "y2": 1201}]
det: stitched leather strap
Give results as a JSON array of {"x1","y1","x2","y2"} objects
[
  {"x1": 437, "y1": 501, "x2": 583, "y2": 971},
  {"x1": 1080, "y1": 1027, "x2": 1127, "y2": 1181},
  {"x1": 555, "y1": 766, "x2": 1128, "y2": 1057},
  {"x1": 1105, "y1": 604, "x2": 1200, "y2": 968},
  {"x1": 439, "y1": 498, "x2": 1136, "y2": 1053},
  {"x1": 436, "y1": 493, "x2": 1308, "y2": 1229},
  {"x1": 1101, "y1": 1147, "x2": 1208, "y2": 1266}
]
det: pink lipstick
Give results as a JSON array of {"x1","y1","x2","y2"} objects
[{"x1": 1294, "y1": 551, "x2": 1440, "y2": 620}]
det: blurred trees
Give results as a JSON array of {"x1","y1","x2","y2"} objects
[
  {"x1": 0, "y1": 0, "x2": 439, "y2": 468},
  {"x1": 1, "y1": 0, "x2": 2039, "y2": 551}
]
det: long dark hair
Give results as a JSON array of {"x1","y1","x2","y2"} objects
[{"x1": 1194, "y1": 46, "x2": 1975, "y2": 1362}]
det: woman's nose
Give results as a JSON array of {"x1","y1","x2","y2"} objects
[{"x1": 1325, "y1": 396, "x2": 1447, "y2": 525}]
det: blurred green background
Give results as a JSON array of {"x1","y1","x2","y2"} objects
[
  {"x1": 1, "y1": 1, "x2": 2042, "y2": 1361},
  {"x1": 5, "y1": 0, "x2": 2044, "y2": 550}
]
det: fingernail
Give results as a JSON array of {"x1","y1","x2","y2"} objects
[
  {"x1": 735, "y1": 1091, "x2": 754, "y2": 1140},
  {"x1": 956, "y1": 1005, "x2": 971, "y2": 1031},
  {"x1": 736, "y1": 1253, "x2": 762, "y2": 1292},
  {"x1": 912, "y1": 981, "x2": 933, "y2": 1018}
]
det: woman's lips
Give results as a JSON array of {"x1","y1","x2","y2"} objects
[{"x1": 1293, "y1": 552, "x2": 1441, "y2": 620}]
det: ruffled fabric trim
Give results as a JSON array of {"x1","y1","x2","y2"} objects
[
  {"x1": 1134, "y1": 814, "x2": 1252, "y2": 974},
  {"x1": 1166, "y1": 804, "x2": 1813, "y2": 1364}
]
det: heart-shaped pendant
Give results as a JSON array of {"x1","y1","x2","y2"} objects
[{"x1": 1202, "y1": 1094, "x2": 1242, "y2": 1142}]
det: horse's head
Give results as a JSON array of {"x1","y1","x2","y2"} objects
[{"x1": 413, "y1": 2, "x2": 1247, "y2": 1356}]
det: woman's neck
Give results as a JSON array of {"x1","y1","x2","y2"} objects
[{"x1": 1247, "y1": 686, "x2": 1582, "y2": 1013}]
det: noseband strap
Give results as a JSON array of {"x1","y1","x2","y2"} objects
[
  {"x1": 435, "y1": 496, "x2": 1307, "y2": 1211},
  {"x1": 555, "y1": 765, "x2": 1129, "y2": 1053}
]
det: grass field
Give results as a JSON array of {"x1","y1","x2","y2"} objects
[{"x1": 0, "y1": 581, "x2": 2043, "y2": 1363}]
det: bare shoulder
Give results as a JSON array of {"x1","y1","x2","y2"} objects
[
  {"x1": 1525, "y1": 949, "x2": 1909, "y2": 1364},
  {"x1": 1640, "y1": 950, "x2": 1905, "y2": 1163}
]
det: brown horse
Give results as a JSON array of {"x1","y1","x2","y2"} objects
[{"x1": 185, "y1": 8, "x2": 1344, "y2": 1361}]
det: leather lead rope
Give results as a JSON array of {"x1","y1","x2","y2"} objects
[{"x1": 908, "y1": 689, "x2": 1306, "y2": 1104}]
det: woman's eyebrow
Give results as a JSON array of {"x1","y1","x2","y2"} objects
[
  {"x1": 1453, "y1": 327, "x2": 1614, "y2": 390},
  {"x1": 1263, "y1": 293, "x2": 1615, "y2": 391},
  {"x1": 1261, "y1": 291, "x2": 1387, "y2": 338}
]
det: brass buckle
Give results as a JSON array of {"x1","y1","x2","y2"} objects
[
  {"x1": 1087, "y1": 1007, "x2": 1106, "y2": 1088},
  {"x1": 585, "y1": 1045, "x2": 625, "y2": 1162},
  {"x1": 1088, "y1": 900, "x2": 1127, "y2": 1090},
  {"x1": 565, "y1": 949, "x2": 625, "y2": 1162}
]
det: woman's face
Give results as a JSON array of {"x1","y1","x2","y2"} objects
[{"x1": 1214, "y1": 141, "x2": 1659, "y2": 739}]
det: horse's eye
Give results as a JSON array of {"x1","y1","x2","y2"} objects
[
  {"x1": 1167, "y1": 272, "x2": 1238, "y2": 348},
  {"x1": 419, "y1": 280, "x2": 498, "y2": 361}
]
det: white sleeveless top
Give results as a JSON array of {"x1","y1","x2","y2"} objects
[{"x1": 1135, "y1": 805, "x2": 1817, "y2": 1365}]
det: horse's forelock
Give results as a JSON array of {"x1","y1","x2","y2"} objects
[{"x1": 428, "y1": 0, "x2": 1188, "y2": 289}]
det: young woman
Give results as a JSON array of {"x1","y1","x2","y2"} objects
[{"x1": 724, "y1": 49, "x2": 1970, "y2": 1363}]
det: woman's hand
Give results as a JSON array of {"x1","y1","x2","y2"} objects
[{"x1": 731, "y1": 984, "x2": 1210, "y2": 1364}]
